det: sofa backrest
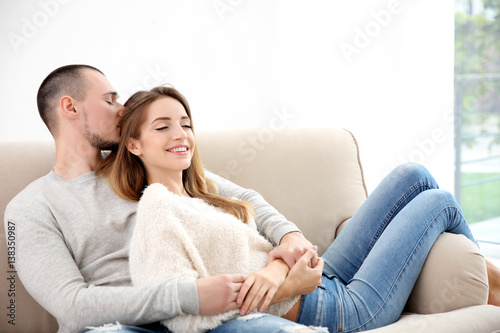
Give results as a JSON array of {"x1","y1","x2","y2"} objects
[
  {"x1": 0, "y1": 141, "x2": 58, "y2": 332},
  {"x1": 197, "y1": 128, "x2": 368, "y2": 253},
  {"x1": 0, "y1": 128, "x2": 367, "y2": 332}
]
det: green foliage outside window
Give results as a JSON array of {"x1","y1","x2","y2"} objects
[{"x1": 455, "y1": 0, "x2": 500, "y2": 223}]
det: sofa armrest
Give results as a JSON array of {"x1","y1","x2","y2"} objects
[{"x1": 406, "y1": 232, "x2": 488, "y2": 313}]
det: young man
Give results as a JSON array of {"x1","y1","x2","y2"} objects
[{"x1": 4, "y1": 65, "x2": 321, "y2": 333}]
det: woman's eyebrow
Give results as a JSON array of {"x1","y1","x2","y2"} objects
[{"x1": 151, "y1": 116, "x2": 190, "y2": 125}]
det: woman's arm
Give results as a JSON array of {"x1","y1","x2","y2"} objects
[
  {"x1": 272, "y1": 248, "x2": 324, "y2": 304},
  {"x1": 236, "y1": 259, "x2": 290, "y2": 315},
  {"x1": 237, "y1": 248, "x2": 323, "y2": 316}
]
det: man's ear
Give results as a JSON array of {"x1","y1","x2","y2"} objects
[
  {"x1": 60, "y1": 96, "x2": 78, "y2": 119},
  {"x1": 126, "y1": 138, "x2": 142, "y2": 157}
]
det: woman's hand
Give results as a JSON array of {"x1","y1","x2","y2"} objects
[
  {"x1": 237, "y1": 259, "x2": 289, "y2": 315},
  {"x1": 273, "y1": 247, "x2": 324, "y2": 303}
]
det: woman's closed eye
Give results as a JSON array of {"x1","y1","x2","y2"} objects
[{"x1": 155, "y1": 124, "x2": 191, "y2": 131}]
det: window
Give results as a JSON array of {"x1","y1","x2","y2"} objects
[{"x1": 455, "y1": 0, "x2": 500, "y2": 253}]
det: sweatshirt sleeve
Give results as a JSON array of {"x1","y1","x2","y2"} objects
[
  {"x1": 205, "y1": 171, "x2": 301, "y2": 245},
  {"x1": 4, "y1": 204, "x2": 198, "y2": 333}
]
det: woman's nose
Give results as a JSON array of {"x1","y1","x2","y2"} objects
[{"x1": 173, "y1": 124, "x2": 187, "y2": 140}]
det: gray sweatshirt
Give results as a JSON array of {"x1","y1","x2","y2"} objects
[{"x1": 4, "y1": 170, "x2": 300, "y2": 333}]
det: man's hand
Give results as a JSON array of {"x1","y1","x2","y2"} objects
[
  {"x1": 273, "y1": 247, "x2": 324, "y2": 303},
  {"x1": 268, "y1": 231, "x2": 317, "y2": 269},
  {"x1": 196, "y1": 274, "x2": 247, "y2": 315}
]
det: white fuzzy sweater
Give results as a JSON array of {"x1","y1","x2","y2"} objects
[{"x1": 129, "y1": 184, "x2": 299, "y2": 333}]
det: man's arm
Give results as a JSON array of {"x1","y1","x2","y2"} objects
[
  {"x1": 4, "y1": 207, "x2": 197, "y2": 332},
  {"x1": 196, "y1": 275, "x2": 246, "y2": 315},
  {"x1": 269, "y1": 231, "x2": 318, "y2": 269},
  {"x1": 206, "y1": 171, "x2": 300, "y2": 245},
  {"x1": 207, "y1": 171, "x2": 316, "y2": 268}
]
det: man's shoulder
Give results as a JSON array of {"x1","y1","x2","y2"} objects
[
  {"x1": 8, "y1": 172, "x2": 53, "y2": 203},
  {"x1": 6, "y1": 171, "x2": 106, "y2": 213},
  {"x1": 3, "y1": 173, "x2": 58, "y2": 229}
]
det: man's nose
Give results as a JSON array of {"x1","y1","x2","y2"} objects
[{"x1": 117, "y1": 103, "x2": 125, "y2": 117}]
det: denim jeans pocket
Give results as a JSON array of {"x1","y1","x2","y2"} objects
[{"x1": 322, "y1": 271, "x2": 338, "y2": 281}]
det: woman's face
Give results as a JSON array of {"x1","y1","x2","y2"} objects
[{"x1": 127, "y1": 96, "x2": 195, "y2": 183}]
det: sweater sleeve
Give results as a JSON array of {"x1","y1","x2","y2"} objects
[
  {"x1": 205, "y1": 171, "x2": 301, "y2": 245},
  {"x1": 4, "y1": 205, "x2": 198, "y2": 333}
]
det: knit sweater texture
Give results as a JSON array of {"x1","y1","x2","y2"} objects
[{"x1": 130, "y1": 183, "x2": 299, "y2": 333}]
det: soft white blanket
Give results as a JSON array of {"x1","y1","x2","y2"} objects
[{"x1": 130, "y1": 183, "x2": 299, "y2": 333}]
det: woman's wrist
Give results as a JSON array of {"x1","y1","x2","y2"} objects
[
  {"x1": 272, "y1": 278, "x2": 293, "y2": 304},
  {"x1": 267, "y1": 258, "x2": 290, "y2": 276}
]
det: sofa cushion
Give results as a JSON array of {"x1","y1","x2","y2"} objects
[
  {"x1": 365, "y1": 305, "x2": 500, "y2": 333},
  {"x1": 405, "y1": 233, "x2": 489, "y2": 313}
]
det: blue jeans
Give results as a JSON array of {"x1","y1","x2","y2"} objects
[
  {"x1": 84, "y1": 322, "x2": 168, "y2": 332},
  {"x1": 296, "y1": 163, "x2": 476, "y2": 332},
  {"x1": 84, "y1": 316, "x2": 326, "y2": 333},
  {"x1": 87, "y1": 163, "x2": 476, "y2": 333}
]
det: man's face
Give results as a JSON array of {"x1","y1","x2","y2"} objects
[{"x1": 76, "y1": 70, "x2": 124, "y2": 150}]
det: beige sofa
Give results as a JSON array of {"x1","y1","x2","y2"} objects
[{"x1": 1, "y1": 128, "x2": 500, "y2": 333}]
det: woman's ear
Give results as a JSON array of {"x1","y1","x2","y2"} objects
[
  {"x1": 60, "y1": 96, "x2": 78, "y2": 119},
  {"x1": 126, "y1": 138, "x2": 142, "y2": 157}
]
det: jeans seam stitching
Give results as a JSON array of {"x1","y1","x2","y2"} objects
[
  {"x1": 348, "y1": 204, "x2": 453, "y2": 332},
  {"x1": 363, "y1": 180, "x2": 435, "y2": 259}
]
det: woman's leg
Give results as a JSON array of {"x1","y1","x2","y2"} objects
[
  {"x1": 84, "y1": 322, "x2": 167, "y2": 333},
  {"x1": 299, "y1": 189, "x2": 476, "y2": 332},
  {"x1": 322, "y1": 163, "x2": 439, "y2": 284},
  {"x1": 208, "y1": 313, "x2": 328, "y2": 333}
]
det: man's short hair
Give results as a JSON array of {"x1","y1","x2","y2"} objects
[{"x1": 36, "y1": 64, "x2": 104, "y2": 135}]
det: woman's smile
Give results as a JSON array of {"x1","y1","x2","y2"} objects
[{"x1": 166, "y1": 145, "x2": 190, "y2": 155}]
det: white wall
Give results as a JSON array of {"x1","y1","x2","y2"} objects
[{"x1": 0, "y1": 0, "x2": 455, "y2": 192}]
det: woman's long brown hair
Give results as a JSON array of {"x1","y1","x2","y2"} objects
[{"x1": 97, "y1": 86, "x2": 253, "y2": 224}]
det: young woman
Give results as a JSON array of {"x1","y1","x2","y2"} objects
[{"x1": 98, "y1": 86, "x2": 499, "y2": 333}]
